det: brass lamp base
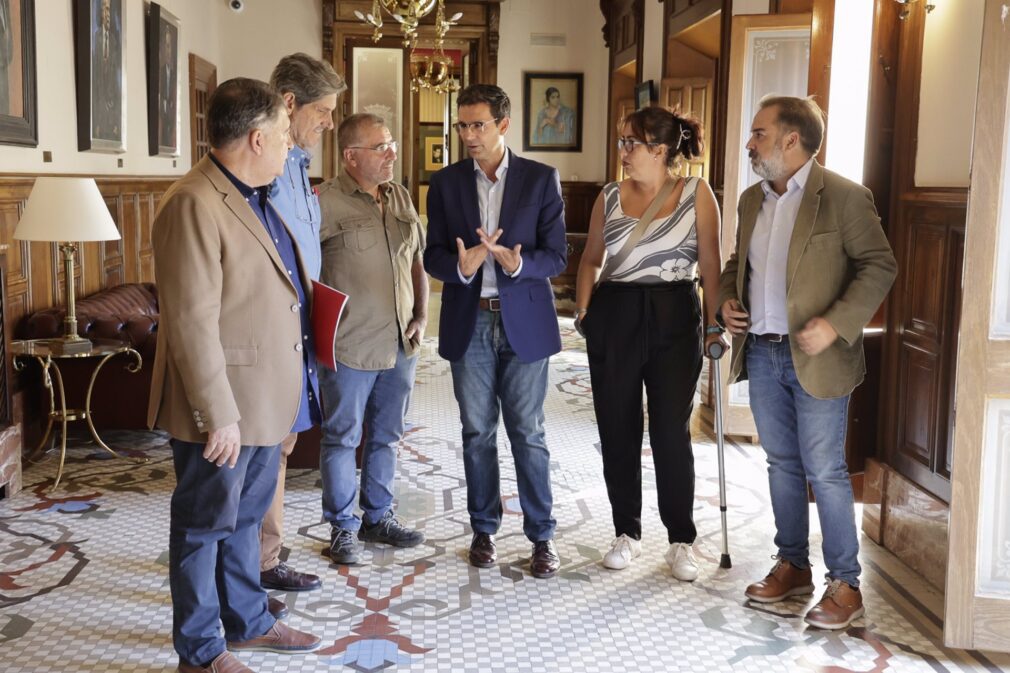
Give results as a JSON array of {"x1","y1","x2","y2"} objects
[{"x1": 48, "y1": 336, "x2": 93, "y2": 355}]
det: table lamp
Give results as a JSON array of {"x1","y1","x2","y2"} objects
[{"x1": 14, "y1": 177, "x2": 122, "y2": 354}]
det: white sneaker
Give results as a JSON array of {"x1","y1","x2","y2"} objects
[
  {"x1": 665, "y1": 542, "x2": 699, "y2": 581},
  {"x1": 602, "y1": 534, "x2": 642, "y2": 570}
]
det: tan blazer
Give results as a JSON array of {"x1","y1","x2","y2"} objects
[
  {"x1": 718, "y1": 161, "x2": 897, "y2": 399},
  {"x1": 147, "y1": 154, "x2": 310, "y2": 446}
]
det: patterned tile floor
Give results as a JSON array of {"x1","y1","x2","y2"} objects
[{"x1": 1, "y1": 320, "x2": 1009, "y2": 672}]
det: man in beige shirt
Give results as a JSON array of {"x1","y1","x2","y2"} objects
[{"x1": 316, "y1": 113, "x2": 428, "y2": 564}]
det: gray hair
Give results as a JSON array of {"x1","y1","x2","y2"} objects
[
  {"x1": 338, "y1": 113, "x2": 385, "y2": 157},
  {"x1": 207, "y1": 78, "x2": 285, "y2": 148},
  {"x1": 270, "y1": 53, "x2": 347, "y2": 106}
]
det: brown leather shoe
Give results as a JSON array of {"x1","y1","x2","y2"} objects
[
  {"x1": 268, "y1": 596, "x2": 288, "y2": 620},
  {"x1": 177, "y1": 651, "x2": 253, "y2": 672},
  {"x1": 804, "y1": 579, "x2": 864, "y2": 630},
  {"x1": 744, "y1": 558, "x2": 815, "y2": 603},
  {"x1": 530, "y1": 540, "x2": 560, "y2": 579},
  {"x1": 260, "y1": 562, "x2": 321, "y2": 592},
  {"x1": 227, "y1": 621, "x2": 322, "y2": 654},
  {"x1": 468, "y1": 533, "x2": 497, "y2": 568}
]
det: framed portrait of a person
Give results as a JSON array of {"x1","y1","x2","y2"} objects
[
  {"x1": 73, "y1": 0, "x2": 125, "y2": 152},
  {"x1": 636, "y1": 80, "x2": 655, "y2": 110},
  {"x1": 146, "y1": 3, "x2": 180, "y2": 157},
  {"x1": 522, "y1": 72, "x2": 583, "y2": 153},
  {"x1": 418, "y1": 123, "x2": 444, "y2": 183},
  {"x1": 0, "y1": 0, "x2": 36, "y2": 147}
]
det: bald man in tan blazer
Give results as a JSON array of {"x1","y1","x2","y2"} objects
[{"x1": 150, "y1": 78, "x2": 322, "y2": 673}]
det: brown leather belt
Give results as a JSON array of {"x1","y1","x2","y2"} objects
[
  {"x1": 749, "y1": 332, "x2": 788, "y2": 343},
  {"x1": 478, "y1": 297, "x2": 502, "y2": 311}
]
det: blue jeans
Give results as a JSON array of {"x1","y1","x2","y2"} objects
[
  {"x1": 319, "y1": 346, "x2": 418, "y2": 530},
  {"x1": 169, "y1": 439, "x2": 279, "y2": 666},
  {"x1": 450, "y1": 310, "x2": 556, "y2": 542},
  {"x1": 746, "y1": 338, "x2": 861, "y2": 587}
]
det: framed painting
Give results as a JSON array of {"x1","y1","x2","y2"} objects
[
  {"x1": 73, "y1": 0, "x2": 125, "y2": 152},
  {"x1": 636, "y1": 79, "x2": 655, "y2": 110},
  {"x1": 522, "y1": 72, "x2": 583, "y2": 153},
  {"x1": 146, "y1": 3, "x2": 180, "y2": 156},
  {"x1": 418, "y1": 123, "x2": 444, "y2": 183},
  {"x1": 0, "y1": 0, "x2": 37, "y2": 146}
]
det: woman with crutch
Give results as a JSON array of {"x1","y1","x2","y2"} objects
[{"x1": 574, "y1": 106, "x2": 726, "y2": 580}]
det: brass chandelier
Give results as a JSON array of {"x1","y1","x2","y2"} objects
[
  {"x1": 409, "y1": 0, "x2": 459, "y2": 94},
  {"x1": 355, "y1": 0, "x2": 462, "y2": 47}
]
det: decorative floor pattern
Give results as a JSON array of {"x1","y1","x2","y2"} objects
[{"x1": 1, "y1": 320, "x2": 1008, "y2": 672}]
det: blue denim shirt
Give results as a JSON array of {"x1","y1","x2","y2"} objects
[
  {"x1": 209, "y1": 153, "x2": 321, "y2": 433},
  {"x1": 270, "y1": 145, "x2": 322, "y2": 280}
]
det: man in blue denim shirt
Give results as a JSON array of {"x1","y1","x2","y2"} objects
[{"x1": 258, "y1": 54, "x2": 346, "y2": 609}]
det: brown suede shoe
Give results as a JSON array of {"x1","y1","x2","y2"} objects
[
  {"x1": 804, "y1": 579, "x2": 865, "y2": 630},
  {"x1": 530, "y1": 540, "x2": 560, "y2": 579},
  {"x1": 177, "y1": 651, "x2": 253, "y2": 673},
  {"x1": 227, "y1": 621, "x2": 322, "y2": 654},
  {"x1": 744, "y1": 558, "x2": 815, "y2": 603},
  {"x1": 468, "y1": 533, "x2": 497, "y2": 568},
  {"x1": 267, "y1": 596, "x2": 288, "y2": 620}
]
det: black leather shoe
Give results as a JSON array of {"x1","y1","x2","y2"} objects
[
  {"x1": 260, "y1": 562, "x2": 322, "y2": 592},
  {"x1": 531, "y1": 540, "x2": 560, "y2": 578},
  {"x1": 268, "y1": 596, "x2": 289, "y2": 620},
  {"x1": 468, "y1": 533, "x2": 497, "y2": 568}
]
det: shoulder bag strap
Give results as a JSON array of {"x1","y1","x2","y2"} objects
[{"x1": 598, "y1": 177, "x2": 680, "y2": 285}]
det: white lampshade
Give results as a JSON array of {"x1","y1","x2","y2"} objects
[{"x1": 14, "y1": 177, "x2": 121, "y2": 242}]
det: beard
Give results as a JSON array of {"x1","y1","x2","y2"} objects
[{"x1": 750, "y1": 145, "x2": 787, "y2": 181}]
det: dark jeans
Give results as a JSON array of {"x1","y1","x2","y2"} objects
[
  {"x1": 584, "y1": 281, "x2": 702, "y2": 543},
  {"x1": 449, "y1": 309, "x2": 556, "y2": 542},
  {"x1": 169, "y1": 438, "x2": 280, "y2": 666}
]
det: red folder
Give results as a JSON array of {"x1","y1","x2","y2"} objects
[{"x1": 311, "y1": 280, "x2": 349, "y2": 370}]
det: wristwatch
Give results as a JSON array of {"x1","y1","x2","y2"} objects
[{"x1": 705, "y1": 324, "x2": 725, "y2": 335}]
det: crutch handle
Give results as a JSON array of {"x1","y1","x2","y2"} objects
[{"x1": 706, "y1": 340, "x2": 726, "y2": 360}]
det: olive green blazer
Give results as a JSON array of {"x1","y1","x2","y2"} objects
[{"x1": 717, "y1": 161, "x2": 897, "y2": 399}]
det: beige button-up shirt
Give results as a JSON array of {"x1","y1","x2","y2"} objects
[{"x1": 317, "y1": 173, "x2": 425, "y2": 370}]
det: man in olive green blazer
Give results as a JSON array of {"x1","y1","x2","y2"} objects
[
  {"x1": 718, "y1": 96, "x2": 896, "y2": 631},
  {"x1": 149, "y1": 78, "x2": 322, "y2": 672}
]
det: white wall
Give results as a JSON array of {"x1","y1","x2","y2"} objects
[
  {"x1": 915, "y1": 0, "x2": 984, "y2": 188},
  {"x1": 0, "y1": 0, "x2": 322, "y2": 177},
  {"x1": 641, "y1": 0, "x2": 665, "y2": 85},
  {"x1": 497, "y1": 0, "x2": 610, "y2": 183}
]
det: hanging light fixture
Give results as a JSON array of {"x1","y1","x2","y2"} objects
[
  {"x1": 354, "y1": 0, "x2": 463, "y2": 47},
  {"x1": 408, "y1": 0, "x2": 462, "y2": 94}
]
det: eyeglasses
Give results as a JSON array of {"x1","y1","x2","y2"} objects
[
  {"x1": 348, "y1": 140, "x2": 399, "y2": 154},
  {"x1": 453, "y1": 119, "x2": 499, "y2": 134},
  {"x1": 616, "y1": 137, "x2": 658, "y2": 153}
]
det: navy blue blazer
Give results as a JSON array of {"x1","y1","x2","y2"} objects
[{"x1": 423, "y1": 149, "x2": 567, "y2": 363}]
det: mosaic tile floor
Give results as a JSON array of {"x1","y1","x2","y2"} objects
[{"x1": 2, "y1": 320, "x2": 1009, "y2": 672}]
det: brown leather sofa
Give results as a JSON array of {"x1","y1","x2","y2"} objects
[{"x1": 18, "y1": 283, "x2": 158, "y2": 430}]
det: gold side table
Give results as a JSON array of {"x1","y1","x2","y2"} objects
[{"x1": 13, "y1": 338, "x2": 148, "y2": 491}]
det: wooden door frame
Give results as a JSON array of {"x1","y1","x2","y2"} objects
[
  {"x1": 187, "y1": 53, "x2": 217, "y2": 168},
  {"x1": 944, "y1": 0, "x2": 1010, "y2": 651},
  {"x1": 322, "y1": 0, "x2": 501, "y2": 181}
]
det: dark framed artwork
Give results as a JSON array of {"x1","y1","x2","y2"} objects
[
  {"x1": 418, "y1": 123, "x2": 444, "y2": 183},
  {"x1": 522, "y1": 72, "x2": 582, "y2": 153},
  {"x1": 73, "y1": 0, "x2": 126, "y2": 152},
  {"x1": 636, "y1": 80, "x2": 655, "y2": 110},
  {"x1": 146, "y1": 3, "x2": 180, "y2": 157},
  {"x1": 0, "y1": 0, "x2": 37, "y2": 146}
]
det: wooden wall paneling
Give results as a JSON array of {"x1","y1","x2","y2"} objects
[
  {"x1": 0, "y1": 176, "x2": 174, "y2": 333},
  {"x1": 807, "y1": 0, "x2": 833, "y2": 163}
]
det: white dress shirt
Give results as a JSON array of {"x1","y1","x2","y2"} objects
[
  {"x1": 747, "y1": 157, "x2": 815, "y2": 335},
  {"x1": 458, "y1": 151, "x2": 523, "y2": 297}
]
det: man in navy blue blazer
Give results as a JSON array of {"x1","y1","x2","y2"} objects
[{"x1": 424, "y1": 84, "x2": 567, "y2": 578}]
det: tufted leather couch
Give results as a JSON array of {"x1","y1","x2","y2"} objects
[{"x1": 18, "y1": 283, "x2": 159, "y2": 430}]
